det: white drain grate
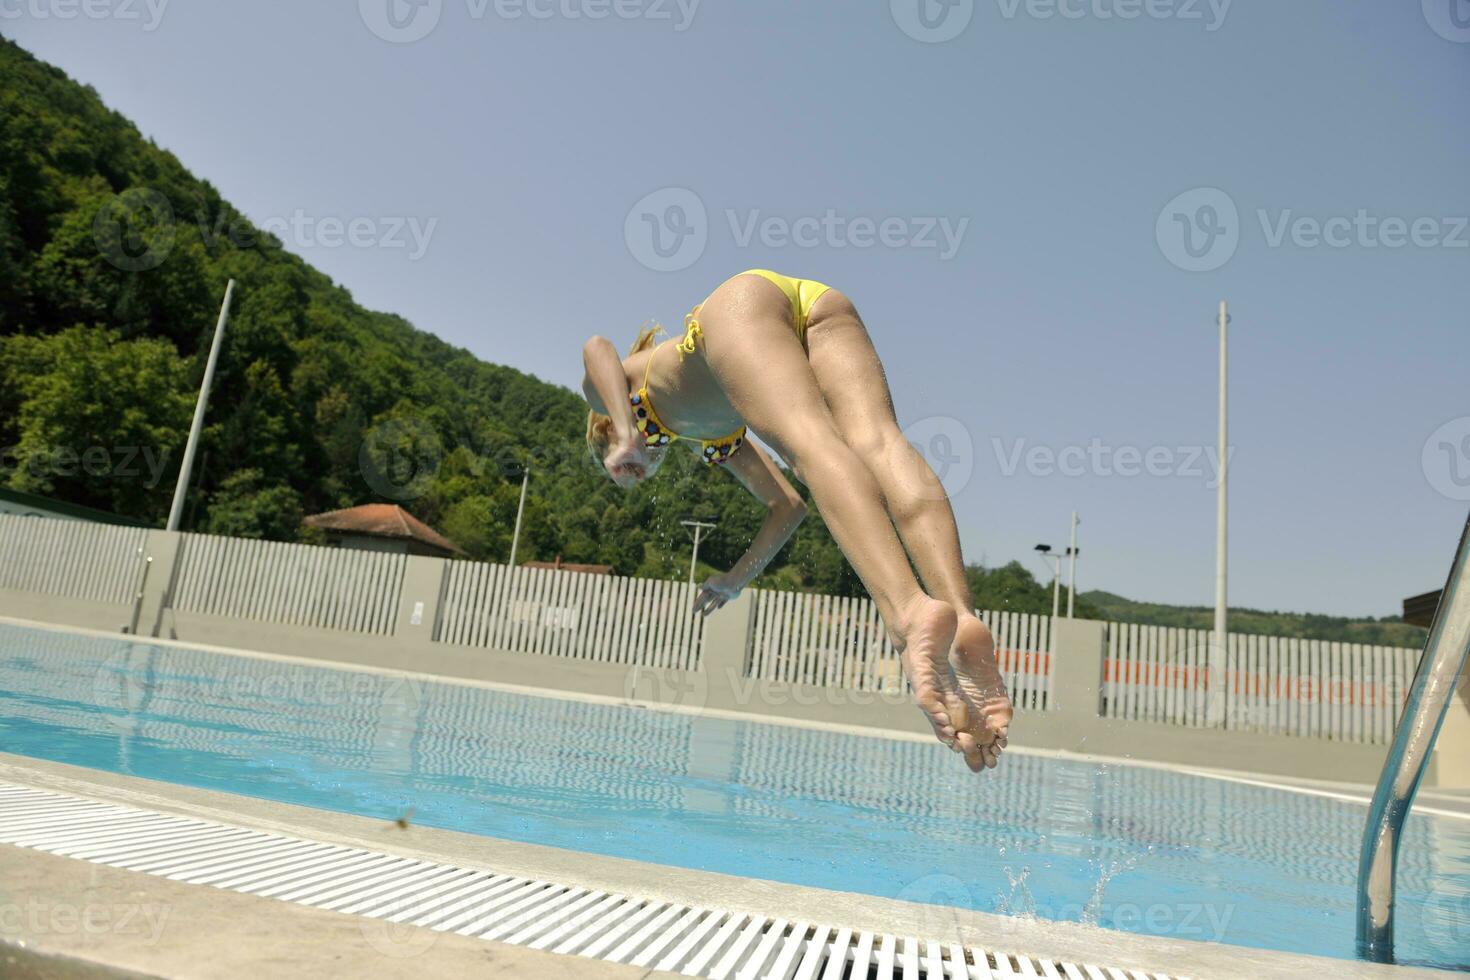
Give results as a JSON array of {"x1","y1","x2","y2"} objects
[{"x1": 0, "y1": 781, "x2": 1185, "y2": 980}]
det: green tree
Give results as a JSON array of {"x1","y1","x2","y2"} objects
[
  {"x1": 440, "y1": 494, "x2": 507, "y2": 561},
  {"x1": 202, "y1": 468, "x2": 304, "y2": 539},
  {"x1": 0, "y1": 326, "x2": 192, "y2": 517}
]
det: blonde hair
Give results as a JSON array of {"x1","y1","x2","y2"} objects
[{"x1": 587, "y1": 323, "x2": 663, "y2": 474}]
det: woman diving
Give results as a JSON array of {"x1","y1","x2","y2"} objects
[{"x1": 582, "y1": 269, "x2": 1011, "y2": 771}]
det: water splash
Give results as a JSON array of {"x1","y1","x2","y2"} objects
[
  {"x1": 995, "y1": 864, "x2": 1036, "y2": 919},
  {"x1": 1083, "y1": 851, "x2": 1141, "y2": 926}
]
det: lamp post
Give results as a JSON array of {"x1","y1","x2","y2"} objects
[
  {"x1": 1035, "y1": 544, "x2": 1062, "y2": 619},
  {"x1": 681, "y1": 518, "x2": 717, "y2": 587},
  {"x1": 1066, "y1": 511, "x2": 1080, "y2": 618}
]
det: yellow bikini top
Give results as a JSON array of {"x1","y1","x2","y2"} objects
[{"x1": 630, "y1": 310, "x2": 746, "y2": 465}]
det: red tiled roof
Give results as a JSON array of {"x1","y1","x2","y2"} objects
[{"x1": 304, "y1": 504, "x2": 463, "y2": 555}]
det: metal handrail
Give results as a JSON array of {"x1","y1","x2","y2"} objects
[
  {"x1": 1356, "y1": 509, "x2": 1470, "y2": 962},
  {"x1": 125, "y1": 550, "x2": 153, "y2": 635}
]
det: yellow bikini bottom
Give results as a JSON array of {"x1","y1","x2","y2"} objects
[
  {"x1": 640, "y1": 271, "x2": 834, "y2": 465},
  {"x1": 677, "y1": 269, "x2": 833, "y2": 354},
  {"x1": 735, "y1": 268, "x2": 832, "y2": 344}
]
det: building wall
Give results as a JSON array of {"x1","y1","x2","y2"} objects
[
  {"x1": 334, "y1": 534, "x2": 409, "y2": 554},
  {"x1": 0, "y1": 499, "x2": 82, "y2": 521},
  {"x1": 331, "y1": 533, "x2": 451, "y2": 559}
]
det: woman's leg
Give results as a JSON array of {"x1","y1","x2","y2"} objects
[
  {"x1": 696, "y1": 283, "x2": 963, "y2": 753},
  {"x1": 804, "y1": 294, "x2": 1013, "y2": 770}
]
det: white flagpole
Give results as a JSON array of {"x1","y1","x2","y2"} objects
[{"x1": 167, "y1": 279, "x2": 235, "y2": 532}]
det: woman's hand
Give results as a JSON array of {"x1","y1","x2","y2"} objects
[
  {"x1": 603, "y1": 431, "x2": 651, "y2": 487},
  {"x1": 693, "y1": 571, "x2": 743, "y2": 616}
]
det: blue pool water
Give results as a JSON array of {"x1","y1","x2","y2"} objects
[{"x1": 0, "y1": 623, "x2": 1466, "y2": 970}]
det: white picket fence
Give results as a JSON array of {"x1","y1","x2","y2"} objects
[
  {"x1": 0, "y1": 514, "x2": 148, "y2": 605},
  {"x1": 1103, "y1": 621, "x2": 1421, "y2": 743},
  {"x1": 436, "y1": 562, "x2": 707, "y2": 670},
  {"x1": 172, "y1": 533, "x2": 407, "y2": 636},
  {"x1": 745, "y1": 588, "x2": 1055, "y2": 711}
]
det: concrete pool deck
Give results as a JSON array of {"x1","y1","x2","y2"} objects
[
  {"x1": 0, "y1": 755, "x2": 1451, "y2": 980},
  {"x1": 0, "y1": 843, "x2": 676, "y2": 980}
]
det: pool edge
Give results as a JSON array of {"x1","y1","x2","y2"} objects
[{"x1": 0, "y1": 753, "x2": 1448, "y2": 980}]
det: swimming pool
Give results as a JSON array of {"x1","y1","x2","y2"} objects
[{"x1": 0, "y1": 622, "x2": 1465, "y2": 971}]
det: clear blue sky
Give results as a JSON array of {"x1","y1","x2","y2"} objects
[{"x1": 6, "y1": 1, "x2": 1468, "y2": 617}]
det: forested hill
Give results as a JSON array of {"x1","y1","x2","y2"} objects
[
  {"x1": 0, "y1": 36, "x2": 804, "y2": 583},
  {"x1": 1081, "y1": 591, "x2": 1427, "y2": 647}
]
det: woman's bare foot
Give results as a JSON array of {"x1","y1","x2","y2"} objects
[
  {"x1": 891, "y1": 593, "x2": 961, "y2": 752},
  {"x1": 949, "y1": 613, "x2": 1013, "y2": 771}
]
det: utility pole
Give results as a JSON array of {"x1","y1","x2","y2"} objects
[
  {"x1": 1211, "y1": 300, "x2": 1230, "y2": 725},
  {"x1": 681, "y1": 519, "x2": 717, "y2": 587},
  {"x1": 1067, "y1": 511, "x2": 1080, "y2": 618},
  {"x1": 167, "y1": 279, "x2": 235, "y2": 532},
  {"x1": 508, "y1": 467, "x2": 529, "y2": 567}
]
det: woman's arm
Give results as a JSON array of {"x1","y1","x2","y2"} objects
[
  {"x1": 582, "y1": 336, "x2": 636, "y2": 440},
  {"x1": 583, "y1": 336, "x2": 650, "y2": 484},
  {"x1": 693, "y1": 441, "x2": 807, "y2": 615}
]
